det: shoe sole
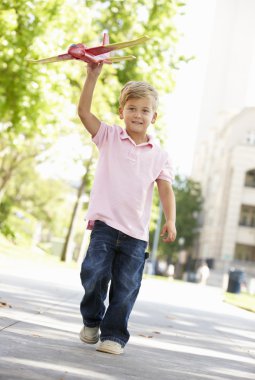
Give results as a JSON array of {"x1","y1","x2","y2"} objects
[
  {"x1": 80, "y1": 333, "x2": 99, "y2": 344},
  {"x1": 96, "y1": 344, "x2": 124, "y2": 355}
]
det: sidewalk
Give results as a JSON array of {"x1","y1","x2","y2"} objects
[{"x1": 0, "y1": 253, "x2": 255, "y2": 380}]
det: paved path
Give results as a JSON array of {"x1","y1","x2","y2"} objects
[{"x1": 0, "y1": 253, "x2": 255, "y2": 380}]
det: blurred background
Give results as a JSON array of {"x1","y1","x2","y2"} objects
[{"x1": 0, "y1": 0, "x2": 254, "y2": 296}]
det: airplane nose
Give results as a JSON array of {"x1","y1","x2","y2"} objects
[{"x1": 68, "y1": 44, "x2": 85, "y2": 58}]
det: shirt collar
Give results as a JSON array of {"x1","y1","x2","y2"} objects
[{"x1": 120, "y1": 129, "x2": 154, "y2": 147}]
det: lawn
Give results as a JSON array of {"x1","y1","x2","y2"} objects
[
  {"x1": 0, "y1": 234, "x2": 78, "y2": 270},
  {"x1": 224, "y1": 292, "x2": 255, "y2": 313}
]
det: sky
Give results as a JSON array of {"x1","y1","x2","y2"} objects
[{"x1": 163, "y1": 0, "x2": 217, "y2": 176}]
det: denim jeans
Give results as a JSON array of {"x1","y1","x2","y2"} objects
[{"x1": 80, "y1": 220, "x2": 147, "y2": 347}]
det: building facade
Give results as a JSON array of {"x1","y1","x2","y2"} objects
[
  {"x1": 192, "y1": 109, "x2": 255, "y2": 278},
  {"x1": 191, "y1": 0, "x2": 255, "y2": 283}
]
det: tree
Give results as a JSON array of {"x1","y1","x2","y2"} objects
[
  {"x1": 149, "y1": 175, "x2": 203, "y2": 262},
  {"x1": 1, "y1": 0, "x2": 188, "y2": 257},
  {"x1": 87, "y1": 1, "x2": 187, "y2": 126},
  {"x1": 0, "y1": 0, "x2": 92, "y2": 236},
  {"x1": 60, "y1": 155, "x2": 94, "y2": 262},
  {"x1": 3, "y1": 157, "x2": 73, "y2": 240}
]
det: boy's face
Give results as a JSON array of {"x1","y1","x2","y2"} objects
[{"x1": 119, "y1": 97, "x2": 157, "y2": 136}]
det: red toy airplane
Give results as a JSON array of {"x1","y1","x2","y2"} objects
[{"x1": 29, "y1": 33, "x2": 150, "y2": 64}]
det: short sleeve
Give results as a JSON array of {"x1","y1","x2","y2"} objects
[
  {"x1": 157, "y1": 155, "x2": 175, "y2": 184},
  {"x1": 92, "y1": 122, "x2": 110, "y2": 149}
]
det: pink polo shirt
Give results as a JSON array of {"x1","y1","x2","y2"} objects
[{"x1": 86, "y1": 122, "x2": 174, "y2": 241}]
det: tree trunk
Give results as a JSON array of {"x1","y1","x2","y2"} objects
[{"x1": 60, "y1": 158, "x2": 93, "y2": 262}]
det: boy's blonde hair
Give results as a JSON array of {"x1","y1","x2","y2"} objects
[{"x1": 119, "y1": 81, "x2": 158, "y2": 110}]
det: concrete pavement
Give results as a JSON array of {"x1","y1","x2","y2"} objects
[{"x1": 0, "y1": 253, "x2": 255, "y2": 380}]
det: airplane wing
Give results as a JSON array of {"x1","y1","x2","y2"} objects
[
  {"x1": 104, "y1": 55, "x2": 136, "y2": 63},
  {"x1": 28, "y1": 54, "x2": 73, "y2": 64},
  {"x1": 86, "y1": 35, "x2": 150, "y2": 56}
]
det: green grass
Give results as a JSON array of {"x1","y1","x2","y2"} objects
[
  {"x1": 0, "y1": 234, "x2": 78, "y2": 269},
  {"x1": 224, "y1": 292, "x2": 255, "y2": 313}
]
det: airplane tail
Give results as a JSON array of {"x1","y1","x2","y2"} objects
[
  {"x1": 102, "y1": 32, "x2": 109, "y2": 46},
  {"x1": 99, "y1": 32, "x2": 110, "y2": 60}
]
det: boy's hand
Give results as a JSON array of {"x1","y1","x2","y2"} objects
[
  {"x1": 160, "y1": 221, "x2": 176, "y2": 243},
  {"x1": 87, "y1": 62, "x2": 104, "y2": 79}
]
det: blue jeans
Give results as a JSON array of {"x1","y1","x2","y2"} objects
[{"x1": 80, "y1": 220, "x2": 147, "y2": 347}]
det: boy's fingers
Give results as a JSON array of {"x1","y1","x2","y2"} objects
[
  {"x1": 162, "y1": 230, "x2": 176, "y2": 243},
  {"x1": 160, "y1": 226, "x2": 166, "y2": 236}
]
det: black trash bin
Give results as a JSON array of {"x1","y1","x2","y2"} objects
[{"x1": 227, "y1": 269, "x2": 245, "y2": 294}]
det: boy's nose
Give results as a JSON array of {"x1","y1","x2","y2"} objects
[{"x1": 134, "y1": 111, "x2": 142, "y2": 118}]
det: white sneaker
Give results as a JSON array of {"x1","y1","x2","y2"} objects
[
  {"x1": 96, "y1": 340, "x2": 124, "y2": 355},
  {"x1": 79, "y1": 326, "x2": 99, "y2": 344}
]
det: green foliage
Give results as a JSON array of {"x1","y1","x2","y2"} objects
[
  {"x1": 0, "y1": 196, "x2": 15, "y2": 238},
  {"x1": 88, "y1": 0, "x2": 186, "y2": 120},
  {"x1": 150, "y1": 175, "x2": 203, "y2": 261},
  {"x1": 0, "y1": 0, "x2": 188, "y2": 251},
  {"x1": 91, "y1": 0, "x2": 181, "y2": 88},
  {"x1": 1, "y1": 1, "x2": 60, "y2": 135},
  {"x1": 174, "y1": 175, "x2": 203, "y2": 247},
  {"x1": 1, "y1": 0, "x2": 94, "y2": 142},
  {"x1": 0, "y1": 0, "x2": 91, "y2": 240},
  {"x1": 4, "y1": 159, "x2": 73, "y2": 239}
]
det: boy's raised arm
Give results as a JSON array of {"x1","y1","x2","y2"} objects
[{"x1": 78, "y1": 62, "x2": 103, "y2": 137}]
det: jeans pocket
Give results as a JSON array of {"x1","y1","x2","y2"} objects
[{"x1": 91, "y1": 220, "x2": 108, "y2": 238}]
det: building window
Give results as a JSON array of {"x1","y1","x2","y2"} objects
[
  {"x1": 244, "y1": 169, "x2": 255, "y2": 188},
  {"x1": 246, "y1": 130, "x2": 255, "y2": 145},
  {"x1": 235, "y1": 243, "x2": 255, "y2": 262},
  {"x1": 239, "y1": 205, "x2": 255, "y2": 227}
]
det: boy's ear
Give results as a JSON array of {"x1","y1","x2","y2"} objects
[
  {"x1": 151, "y1": 112, "x2": 157, "y2": 124},
  {"x1": 119, "y1": 107, "x2": 124, "y2": 119}
]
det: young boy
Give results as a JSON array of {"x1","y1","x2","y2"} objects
[{"x1": 78, "y1": 62, "x2": 176, "y2": 355}]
